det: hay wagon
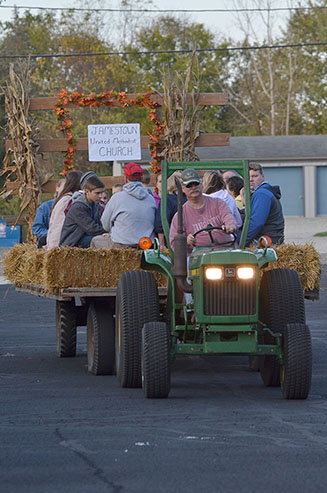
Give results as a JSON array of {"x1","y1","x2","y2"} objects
[
  {"x1": 2, "y1": 244, "x2": 167, "y2": 376},
  {"x1": 14, "y1": 282, "x2": 167, "y2": 375}
]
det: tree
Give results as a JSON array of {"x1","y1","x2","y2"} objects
[
  {"x1": 123, "y1": 15, "x2": 232, "y2": 133},
  {"x1": 284, "y1": 0, "x2": 327, "y2": 134},
  {"x1": 220, "y1": 0, "x2": 305, "y2": 136}
]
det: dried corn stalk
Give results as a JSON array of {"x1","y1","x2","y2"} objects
[
  {"x1": 0, "y1": 62, "x2": 43, "y2": 241},
  {"x1": 157, "y1": 52, "x2": 203, "y2": 163}
]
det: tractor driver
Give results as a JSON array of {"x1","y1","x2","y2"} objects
[{"x1": 169, "y1": 168, "x2": 237, "y2": 252}]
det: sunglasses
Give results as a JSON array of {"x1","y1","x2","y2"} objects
[{"x1": 185, "y1": 181, "x2": 200, "y2": 188}]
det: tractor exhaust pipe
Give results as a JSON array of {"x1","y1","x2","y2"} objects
[{"x1": 172, "y1": 176, "x2": 193, "y2": 294}]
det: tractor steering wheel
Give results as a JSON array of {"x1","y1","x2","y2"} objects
[{"x1": 193, "y1": 224, "x2": 237, "y2": 247}]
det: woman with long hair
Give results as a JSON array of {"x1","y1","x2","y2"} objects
[
  {"x1": 46, "y1": 170, "x2": 83, "y2": 249},
  {"x1": 202, "y1": 170, "x2": 243, "y2": 229}
]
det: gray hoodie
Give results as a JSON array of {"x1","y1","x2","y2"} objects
[{"x1": 101, "y1": 182, "x2": 156, "y2": 245}]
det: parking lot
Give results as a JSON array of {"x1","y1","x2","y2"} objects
[{"x1": 1, "y1": 262, "x2": 327, "y2": 492}]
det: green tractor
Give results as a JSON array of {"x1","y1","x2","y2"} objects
[{"x1": 115, "y1": 160, "x2": 312, "y2": 399}]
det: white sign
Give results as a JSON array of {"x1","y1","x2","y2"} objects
[{"x1": 88, "y1": 123, "x2": 141, "y2": 161}]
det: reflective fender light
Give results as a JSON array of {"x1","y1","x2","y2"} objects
[
  {"x1": 139, "y1": 237, "x2": 152, "y2": 250},
  {"x1": 237, "y1": 267, "x2": 255, "y2": 279},
  {"x1": 205, "y1": 267, "x2": 223, "y2": 280},
  {"x1": 259, "y1": 235, "x2": 272, "y2": 248}
]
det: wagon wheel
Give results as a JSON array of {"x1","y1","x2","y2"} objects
[
  {"x1": 142, "y1": 321, "x2": 171, "y2": 399},
  {"x1": 281, "y1": 323, "x2": 312, "y2": 399},
  {"x1": 56, "y1": 299, "x2": 77, "y2": 357},
  {"x1": 87, "y1": 300, "x2": 115, "y2": 375},
  {"x1": 115, "y1": 270, "x2": 160, "y2": 388},
  {"x1": 259, "y1": 268, "x2": 305, "y2": 387}
]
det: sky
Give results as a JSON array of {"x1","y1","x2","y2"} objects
[{"x1": 0, "y1": 0, "x2": 297, "y2": 44}]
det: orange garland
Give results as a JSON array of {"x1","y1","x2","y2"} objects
[{"x1": 55, "y1": 89, "x2": 165, "y2": 176}]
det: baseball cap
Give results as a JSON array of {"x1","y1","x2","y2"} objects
[
  {"x1": 123, "y1": 162, "x2": 143, "y2": 180},
  {"x1": 180, "y1": 168, "x2": 201, "y2": 186}
]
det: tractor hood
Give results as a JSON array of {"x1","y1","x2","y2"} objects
[{"x1": 188, "y1": 247, "x2": 277, "y2": 271}]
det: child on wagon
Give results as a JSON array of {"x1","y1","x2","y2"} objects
[{"x1": 59, "y1": 173, "x2": 107, "y2": 248}]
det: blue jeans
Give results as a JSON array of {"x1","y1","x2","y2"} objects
[{"x1": 77, "y1": 234, "x2": 93, "y2": 248}]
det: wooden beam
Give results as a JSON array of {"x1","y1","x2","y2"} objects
[
  {"x1": 28, "y1": 93, "x2": 228, "y2": 111},
  {"x1": 6, "y1": 133, "x2": 229, "y2": 153},
  {"x1": 5, "y1": 175, "x2": 157, "y2": 194}
]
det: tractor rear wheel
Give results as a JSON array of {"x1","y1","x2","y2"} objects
[
  {"x1": 142, "y1": 322, "x2": 170, "y2": 399},
  {"x1": 87, "y1": 300, "x2": 115, "y2": 375},
  {"x1": 259, "y1": 268, "x2": 305, "y2": 387},
  {"x1": 56, "y1": 299, "x2": 77, "y2": 357},
  {"x1": 281, "y1": 323, "x2": 312, "y2": 399},
  {"x1": 115, "y1": 270, "x2": 160, "y2": 388}
]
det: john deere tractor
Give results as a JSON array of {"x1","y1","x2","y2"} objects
[{"x1": 115, "y1": 160, "x2": 312, "y2": 399}]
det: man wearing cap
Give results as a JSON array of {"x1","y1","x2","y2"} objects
[
  {"x1": 169, "y1": 168, "x2": 237, "y2": 252},
  {"x1": 91, "y1": 162, "x2": 156, "y2": 249}
]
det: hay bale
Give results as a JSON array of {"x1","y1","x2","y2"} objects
[
  {"x1": 2, "y1": 243, "x2": 46, "y2": 285},
  {"x1": 44, "y1": 247, "x2": 148, "y2": 290},
  {"x1": 2, "y1": 242, "x2": 320, "y2": 293},
  {"x1": 2, "y1": 244, "x2": 166, "y2": 292},
  {"x1": 263, "y1": 243, "x2": 321, "y2": 291}
]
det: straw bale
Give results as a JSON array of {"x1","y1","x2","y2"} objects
[
  {"x1": 2, "y1": 242, "x2": 320, "y2": 293},
  {"x1": 2, "y1": 243, "x2": 46, "y2": 285},
  {"x1": 262, "y1": 243, "x2": 321, "y2": 291},
  {"x1": 44, "y1": 247, "x2": 153, "y2": 290}
]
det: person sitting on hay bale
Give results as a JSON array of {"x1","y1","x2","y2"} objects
[
  {"x1": 32, "y1": 178, "x2": 65, "y2": 248},
  {"x1": 91, "y1": 162, "x2": 156, "y2": 249},
  {"x1": 59, "y1": 173, "x2": 107, "y2": 248},
  {"x1": 46, "y1": 170, "x2": 83, "y2": 250},
  {"x1": 226, "y1": 175, "x2": 244, "y2": 211},
  {"x1": 202, "y1": 170, "x2": 243, "y2": 230},
  {"x1": 238, "y1": 162, "x2": 284, "y2": 247}
]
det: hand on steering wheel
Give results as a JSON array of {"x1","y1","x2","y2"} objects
[{"x1": 193, "y1": 224, "x2": 237, "y2": 247}]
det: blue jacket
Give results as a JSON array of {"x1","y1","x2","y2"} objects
[
  {"x1": 240, "y1": 182, "x2": 284, "y2": 245},
  {"x1": 32, "y1": 199, "x2": 55, "y2": 241}
]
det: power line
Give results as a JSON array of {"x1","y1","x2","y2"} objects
[
  {"x1": 0, "y1": 42, "x2": 326, "y2": 60},
  {"x1": 0, "y1": 4, "x2": 325, "y2": 14}
]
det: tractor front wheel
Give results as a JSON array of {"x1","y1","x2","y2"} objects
[
  {"x1": 281, "y1": 323, "x2": 312, "y2": 399},
  {"x1": 115, "y1": 270, "x2": 160, "y2": 388},
  {"x1": 259, "y1": 268, "x2": 305, "y2": 387},
  {"x1": 142, "y1": 322, "x2": 170, "y2": 399}
]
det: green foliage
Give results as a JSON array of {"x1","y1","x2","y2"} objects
[
  {"x1": 281, "y1": 0, "x2": 327, "y2": 134},
  {"x1": 1, "y1": 1, "x2": 327, "y2": 165},
  {"x1": 0, "y1": 195, "x2": 21, "y2": 217}
]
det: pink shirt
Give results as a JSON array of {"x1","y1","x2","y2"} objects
[{"x1": 170, "y1": 195, "x2": 236, "y2": 252}]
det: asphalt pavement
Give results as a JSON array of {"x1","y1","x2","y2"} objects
[{"x1": 0, "y1": 269, "x2": 327, "y2": 492}]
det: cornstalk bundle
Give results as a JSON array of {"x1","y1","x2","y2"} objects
[
  {"x1": 157, "y1": 52, "x2": 203, "y2": 163},
  {"x1": 0, "y1": 63, "x2": 46, "y2": 241}
]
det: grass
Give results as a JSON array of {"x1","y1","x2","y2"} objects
[{"x1": 314, "y1": 232, "x2": 327, "y2": 237}]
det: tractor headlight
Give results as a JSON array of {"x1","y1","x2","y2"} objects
[
  {"x1": 237, "y1": 267, "x2": 255, "y2": 279},
  {"x1": 205, "y1": 267, "x2": 223, "y2": 280}
]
